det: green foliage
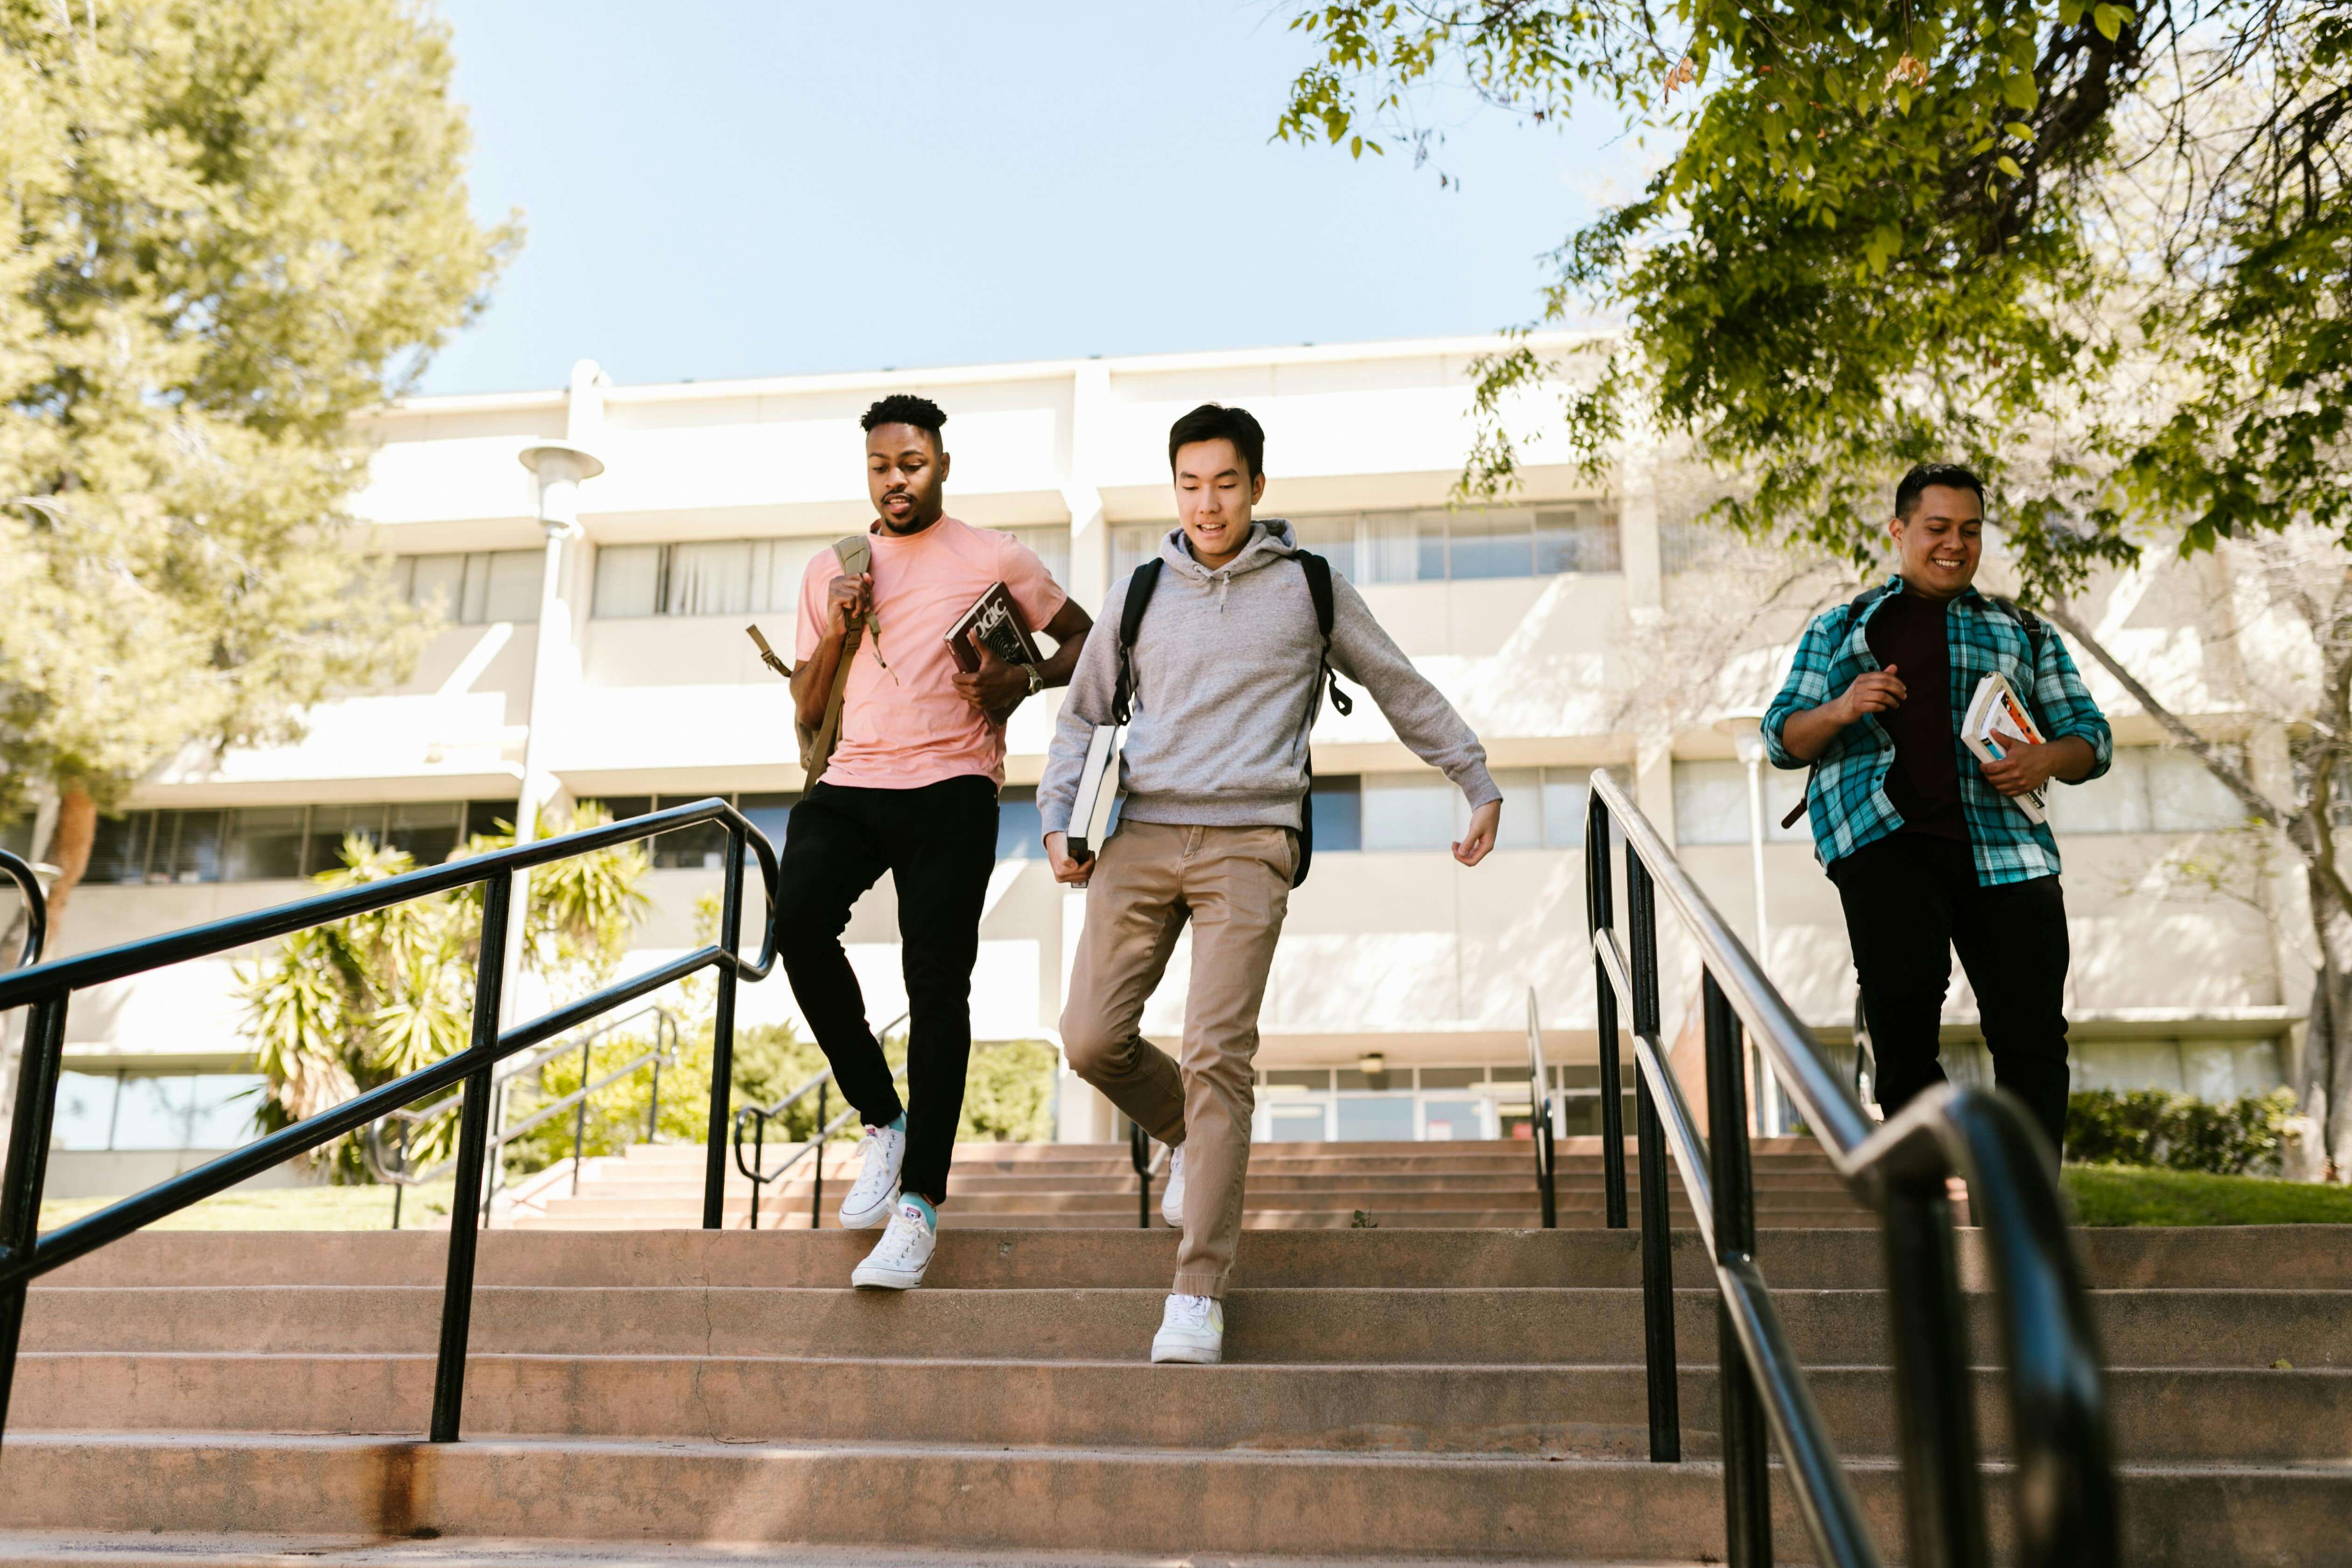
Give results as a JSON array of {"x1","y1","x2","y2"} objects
[
  {"x1": 2061, "y1": 1162, "x2": 2352, "y2": 1224},
  {"x1": 1277, "y1": 0, "x2": 2350, "y2": 601},
  {"x1": 959, "y1": 1040, "x2": 1060, "y2": 1143},
  {"x1": 2065, "y1": 1087, "x2": 2303, "y2": 1175},
  {"x1": 0, "y1": 0, "x2": 516, "y2": 826},
  {"x1": 234, "y1": 804, "x2": 650, "y2": 1179}
]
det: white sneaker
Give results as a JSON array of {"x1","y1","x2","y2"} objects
[
  {"x1": 1160, "y1": 1143, "x2": 1186, "y2": 1229},
  {"x1": 850, "y1": 1198, "x2": 937, "y2": 1290},
  {"x1": 838, "y1": 1122, "x2": 906, "y2": 1230},
  {"x1": 1151, "y1": 1292, "x2": 1223, "y2": 1364}
]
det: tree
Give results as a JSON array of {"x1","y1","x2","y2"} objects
[
  {"x1": 0, "y1": 0, "x2": 517, "y2": 924},
  {"x1": 236, "y1": 805, "x2": 650, "y2": 1179},
  {"x1": 1279, "y1": 1, "x2": 2352, "y2": 1175}
]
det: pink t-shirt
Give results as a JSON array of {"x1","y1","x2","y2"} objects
[{"x1": 795, "y1": 515, "x2": 1068, "y2": 790}]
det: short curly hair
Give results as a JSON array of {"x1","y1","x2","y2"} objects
[{"x1": 861, "y1": 393, "x2": 947, "y2": 448}]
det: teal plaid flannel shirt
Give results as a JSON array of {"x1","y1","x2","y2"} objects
[{"x1": 1762, "y1": 578, "x2": 2113, "y2": 887}]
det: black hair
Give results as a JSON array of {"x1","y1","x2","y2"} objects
[
  {"x1": 861, "y1": 394, "x2": 947, "y2": 448},
  {"x1": 1894, "y1": 462, "x2": 1986, "y2": 520},
  {"x1": 1167, "y1": 403, "x2": 1266, "y2": 480}
]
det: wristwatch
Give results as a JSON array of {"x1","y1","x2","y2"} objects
[{"x1": 1024, "y1": 665, "x2": 1045, "y2": 697}]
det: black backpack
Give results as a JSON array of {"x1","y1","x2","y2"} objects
[{"x1": 1112, "y1": 550, "x2": 1353, "y2": 888}]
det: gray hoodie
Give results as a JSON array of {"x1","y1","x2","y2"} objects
[{"x1": 1038, "y1": 520, "x2": 1500, "y2": 835}]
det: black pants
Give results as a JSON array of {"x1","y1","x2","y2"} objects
[
  {"x1": 772, "y1": 775, "x2": 997, "y2": 1204},
  {"x1": 1829, "y1": 833, "x2": 2072, "y2": 1157}
]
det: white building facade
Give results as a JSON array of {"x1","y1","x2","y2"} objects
[{"x1": 15, "y1": 335, "x2": 2301, "y2": 1189}]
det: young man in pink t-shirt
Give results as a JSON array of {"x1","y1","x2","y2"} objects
[{"x1": 781, "y1": 394, "x2": 1093, "y2": 1289}]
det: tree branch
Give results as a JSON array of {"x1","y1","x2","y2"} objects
[{"x1": 2044, "y1": 599, "x2": 2352, "y2": 919}]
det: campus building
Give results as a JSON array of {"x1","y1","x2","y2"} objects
[{"x1": 16, "y1": 336, "x2": 2300, "y2": 1193}]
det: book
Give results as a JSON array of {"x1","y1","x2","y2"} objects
[
  {"x1": 945, "y1": 582, "x2": 1043, "y2": 674},
  {"x1": 1961, "y1": 672, "x2": 2049, "y2": 824},
  {"x1": 1066, "y1": 723, "x2": 1122, "y2": 861}
]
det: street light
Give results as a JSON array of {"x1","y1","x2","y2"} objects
[
  {"x1": 503, "y1": 440, "x2": 605, "y2": 1024},
  {"x1": 1714, "y1": 709, "x2": 1790, "y2": 1136}
]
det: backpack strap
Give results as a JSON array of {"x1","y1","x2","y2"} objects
[
  {"x1": 800, "y1": 532, "x2": 875, "y2": 786},
  {"x1": 1295, "y1": 550, "x2": 1354, "y2": 721},
  {"x1": 1779, "y1": 585, "x2": 1896, "y2": 831},
  {"x1": 1111, "y1": 558, "x2": 1163, "y2": 727}
]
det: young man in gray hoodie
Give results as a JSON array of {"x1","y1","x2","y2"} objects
[{"x1": 1038, "y1": 403, "x2": 1502, "y2": 1364}]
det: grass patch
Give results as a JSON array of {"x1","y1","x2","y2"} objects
[
  {"x1": 2062, "y1": 1162, "x2": 2352, "y2": 1226},
  {"x1": 38, "y1": 1181, "x2": 455, "y2": 1233}
]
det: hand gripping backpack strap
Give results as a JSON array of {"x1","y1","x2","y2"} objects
[
  {"x1": 799, "y1": 532, "x2": 873, "y2": 786},
  {"x1": 1778, "y1": 585, "x2": 1892, "y2": 832},
  {"x1": 1292, "y1": 551, "x2": 1352, "y2": 889}
]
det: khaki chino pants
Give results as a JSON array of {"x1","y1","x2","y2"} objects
[{"x1": 1060, "y1": 820, "x2": 1296, "y2": 1299}]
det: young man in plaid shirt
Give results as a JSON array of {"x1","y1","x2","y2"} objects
[{"x1": 1763, "y1": 463, "x2": 2112, "y2": 1155}]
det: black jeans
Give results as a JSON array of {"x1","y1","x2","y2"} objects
[
  {"x1": 772, "y1": 775, "x2": 998, "y2": 1204},
  {"x1": 1829, "y1": 833, "x2": 2072, "y2": 1157}
]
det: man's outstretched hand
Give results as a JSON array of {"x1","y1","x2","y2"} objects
[
  {"x1": 1044, "y1": 831, "x2": 1093, "y2": 887},
  {"x1": 1453, "y1": 799, "x2": 1501, "y2": 867}
]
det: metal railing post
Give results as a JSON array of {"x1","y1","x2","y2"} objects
[
  {"x1": 1704, "y1": 971, "x2": 1772, "y2": 1566},
  {"x1": 1882, "y1": 1173, "x2": 1989, "y2": 1568},
  {"x1": 429, "y1": 873, "x2": 512, "y2": 1444},
  {"x1": 812, "y1": 1081, "x2": 827, "y2": 1230},
  {"x1": 1585, "y1": 795, "x2": 1627, "y2": 1227},
  {"x1": 1625, "y1": 849, "x2": 1679, "y2": 1462},
  {"x1": 703, "y1": 827, "x2": 747, "y2": 1229},
  {"x1": 571, "y1": 1033, "x2": 591, "y2": 1195},
  {"x1": 0, "y1": 989, "x2": 69, "y2": 1445}
]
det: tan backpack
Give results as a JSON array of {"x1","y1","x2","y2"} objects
[{"x1": 746, "y1": 532, "x2": 872, "y2": 788}]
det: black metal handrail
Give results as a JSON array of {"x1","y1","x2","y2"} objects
[
  {"x1": 366, "y1": 1003, "x2": 682, "y2": 1225},
  {"x1": 1584, "y1": 771, "x2": 2118, "y2": 1568},
  {"x1": 1524, "y1": 986, "x2": 1557, "y2": 1227},
  {"x1": 0, "y1": 850, "x2": 47, "y2": 972},
  {"x1": 732, "y1": 1013, "x2": 909, "y2": 1232},
  {"x1": 0, "y1": 797, "x2": 778, "y2": 1450}
]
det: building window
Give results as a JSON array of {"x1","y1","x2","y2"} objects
[
  {"x1": 996, "y1": 787, "x2": 1047, "y2": 860},
  {"x1": 591, "y1": 537, "x2": 834, "y2": 619},
  {"x1": 1005, "y1": 526, "x2": 1071, "y2": 588},
  {"x1": 85, "y1": 801, "x2": 502, "y2": 886},
  {"x1": 1672, "y1": 760, "x2": 1810, "y2": 846},
  {"x1": 1112, "y1": 506, "x2": 1617, "y2": 587},
  {"x1": 2047, "y1": 747, "x2": 2247, "y2": 835},
  {"x1": 1349, "y1": 767, "x2": 1621, "y2": 852},
  {"x1": 396, "y1": 551, "x2": 541, "y2": 624},
  {"x1": 1111, "y1": 524, "x2": 1162, "y2": 583},
  {"x1": 49, "y1": 1071, "x2": 266, "y2": 1151}
]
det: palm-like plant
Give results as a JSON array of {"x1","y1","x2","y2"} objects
[{"x1": 234, "y1": 802, "x2": 652, "y2": 1178}]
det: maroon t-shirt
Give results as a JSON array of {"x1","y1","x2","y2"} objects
[{"x1": 1864, "y1": 591, "x2": 1968, "y2": 840}]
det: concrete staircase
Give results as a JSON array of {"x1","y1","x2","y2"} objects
[
  {"x1": 2, "y1": 1223, "x2": 2346, "y2": 1563},
  {"x1": 510, "y1": 1136, "x2": 1877, "y2": 1230}
]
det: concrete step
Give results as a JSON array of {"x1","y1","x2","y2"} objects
[
  {"x1": 26, "y1": 1284, "x2": 2344, "y2": 1371},
  {"x1": 0, "y1": 1533, "x2": 1712, "y2": 1568},
  {"x1": 0, "y1": 1432, "x2": 2338, "y2": 1566},
  {"x1": 510, "y1": 1207, "x2": 1889, "y2": 1232},
  {"x1": 45, "y1": 1225, "x2": 2352, "y2": 1293},
  {"x1": 12, "y1": 1352, "x2": 2343, "y2": 1464}
]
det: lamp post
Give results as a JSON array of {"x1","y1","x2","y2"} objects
[
  {"x1": 506, "y1": 440, "x2": 604, "y2": 1025},
  {"x1": 1715, "y1": 709, "x2": 1789, "y2": 1136}
]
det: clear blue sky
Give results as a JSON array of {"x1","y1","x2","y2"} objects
[{"x1": 419, "y1": 0, "x2": 1641, "y2": 397}]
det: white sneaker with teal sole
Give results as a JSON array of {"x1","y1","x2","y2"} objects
[
  {"x1": 1151, "y1": 1292, "x2": 1223, "y2": 1364},
  {"x1": 1160, "y1": 1144, "x2": 1185, "y2": 1229},
  {"x1": 850, "y1": 1198, "x2": 937, "y2": 1290},
  {"x1": 839, "y1": 1122, "x2": 905, "y2": 1230}
]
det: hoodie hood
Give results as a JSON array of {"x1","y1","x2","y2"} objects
[{"x1": 1160, "y1": 518, "x2": 1299, "y2": 582}]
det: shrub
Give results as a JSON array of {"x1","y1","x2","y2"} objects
[{"x1": 2064, "y1": 1087, "x2": 2301, "y2": 1176}]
